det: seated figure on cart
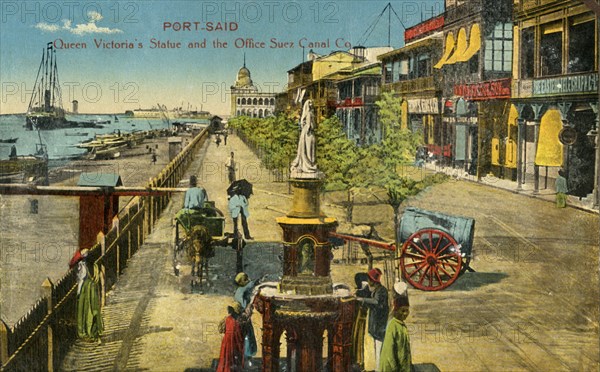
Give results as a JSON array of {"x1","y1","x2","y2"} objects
[
  {"x1": 173, "y1": 175, "x2": 226, "y2": 293},
  {"x1": 184, "y1": 175, "x2": 208, "y2": 210}
]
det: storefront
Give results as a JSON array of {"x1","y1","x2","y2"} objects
[{"x1": 513, "y1": 1, "x2": 598, "y2": 199}]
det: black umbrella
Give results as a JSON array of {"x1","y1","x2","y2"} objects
[{"x1": 227, "y1": 179, "x2": 253, "y2": 198}]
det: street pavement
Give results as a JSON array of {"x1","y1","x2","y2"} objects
[{"x1": 60, "y1": 132, "x2": 598, "y2": 371}]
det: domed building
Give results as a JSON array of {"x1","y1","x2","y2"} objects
[{"x1": 230, "y1": 57, "x2": 277, "y2": 118}]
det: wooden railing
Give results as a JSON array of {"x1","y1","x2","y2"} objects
[{"x1": 0, "y1": 128, "x2": 209, "y2": 371}]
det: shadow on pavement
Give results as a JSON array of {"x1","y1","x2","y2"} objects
[
  {"x1": 446, "y1": 272, "x2": 509, "y2": 291},
  {"x1": 414, "y1": 363, "x2": 442, "y2": 371}
]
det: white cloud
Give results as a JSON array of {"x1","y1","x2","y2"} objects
[
  {"x1": 34, "y1": 12, "x2": 121, "y2": 35},
  {"x1": 87, "y1": 11, "x2": 103, "y2": 23},
  {"x1": 35, "y1": 23, "x2": 60, "y2": 32},
  {"x1": 71, "y1": 22, "x2": 122, "y2": 35}
]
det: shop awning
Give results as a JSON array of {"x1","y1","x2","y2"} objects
[
  {"x1": 457, "y1": 24, "x2": 481, "y2": 63},
  {"x1": 445, "y1": 28, "x2": 468, "y2": 65},
  {"x1": 504, "y1": 104, "x2": 518, "y2": 168},
  {"x1": 535, "y1": 108, "x2": 564, "y2": 167},
  {"x1": 434, "y1": 31, "x2": 455, "y2": 69},
  {"x1": 401, "y1": 100, "x2": 409, "y2": 130}
]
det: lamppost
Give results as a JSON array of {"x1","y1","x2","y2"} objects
[{"x1": 586, "y1": 104, "x2": 599, "y2": 208}]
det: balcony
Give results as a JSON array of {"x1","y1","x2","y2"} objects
[
  {"x1": 287, "y1": 74, "x2": 313, "y2": 91},
  {"x1": 445, "y1": 0, "x2": 482, "y2": 24},
  {"x1": 514, "y1": 0, "x2": 568, "y2": 17},
  {"x1": 382, "y1": 76, "x2": 438, "y2": 94}
]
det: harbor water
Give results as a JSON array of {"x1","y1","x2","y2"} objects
[{"x1": 0, "y1": 114, "x2": 183, "y2": 167}]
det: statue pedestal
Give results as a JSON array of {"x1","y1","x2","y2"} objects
[
  {"x1": 276, "y1": 177, "x2": 337, "y2": 295},
  {"x1": 287, "y1": 177, "x2": 323, "y2": 218}
]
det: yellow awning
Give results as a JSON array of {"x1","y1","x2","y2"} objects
[
  {"x1": 535, "y1": 108, "x2": 564, "y2": 167},
  {"x1": 445, "y1": 28, "x2": 468, "y2": 65},
  {"x1": 434, "y1": 32, "x2": 455, "y2": 69},
  {"x1": 505, "y1": 104, "x2": 518, "y2": 168},
  {"x1": 457, "y1": 24, "x2": 481, "y2": 62}
]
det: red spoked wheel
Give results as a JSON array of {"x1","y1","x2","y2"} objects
[{"x1": 400, "y1": 228, "x2": 462, "y2": 291}]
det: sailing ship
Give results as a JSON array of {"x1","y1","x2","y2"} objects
[{"x1": 25, "y1": 42, "x2": 68, "y2": 130}]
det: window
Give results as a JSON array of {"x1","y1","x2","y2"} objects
[
  {"x1": 540, "y1": 21, "x2": 563, "y2": 76},
  {"x1": 484, "y1": 23, "x2": 513, "y2": 72},
  {"x1": 399, "y1": 58, "x2": 409, "y2": 80},
  {"x1": 469, "y1": 52, "x2": 479, "y2": 74},
  {"x1": 521, "y1": 27, "x2": 534, "y2": 78},
  {"x1": 393, "y1": 60, "x2": 400, "y2": 82},
  {"x1": 384, "y1": 62, "x2": 393, "y2": 83},
  {"x1": 568, "y1": 17, "x2": 595, "y2": 73},
  {"x1": 417, "y1": 53, "x2": 431, "y2": 77},
  {"x1": 354, "y1": 80, "x2": 363, "y2": 97}
]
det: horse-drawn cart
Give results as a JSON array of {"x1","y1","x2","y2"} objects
[
  {"x1": 398, "y1": 207, "x2": 475, "y2": 291},
  {"x1": 173, "y1": 201, "x2": 226, "y2": 292}
]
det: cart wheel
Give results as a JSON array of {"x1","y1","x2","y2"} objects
[{"x1": 400, "y1": 228, "x2": 462, "y2": 291}]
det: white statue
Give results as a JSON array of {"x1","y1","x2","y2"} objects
[{"x1": 290, "y1": 99, "x2": 320, "y2": 178}]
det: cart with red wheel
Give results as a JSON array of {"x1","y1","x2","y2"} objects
[{"x1": 398, "y1": 207, "x2": 475, "y2": 291}]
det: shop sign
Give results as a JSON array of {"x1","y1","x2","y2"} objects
[
  {"x1": 407, "y1": 98, "x2": 439, "y2": 114},
  {"x1": 404, "y1": 15, "x2": 444, "y2": 43},
  {"x1": 533, "y1": 73, "x2": 598, "y2": 97},
  {"x1": 453, "y1": 78, "x2": 511, "y2": 100},
  {"x1": 513, "y1": 79, "x2": 532, "y2": 98}
]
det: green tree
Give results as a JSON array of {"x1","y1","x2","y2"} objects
[{"x1": 375, "y1": 91, "x2": 422, "y2": 183}]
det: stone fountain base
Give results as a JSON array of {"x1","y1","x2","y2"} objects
[{"x1": 254, "y1": 283, "x2": 355, "y2": 372}]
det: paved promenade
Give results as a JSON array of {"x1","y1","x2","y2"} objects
[
  {"x1": 59, "y1": 132, "x2": 598, "y2": 371},
  {"x1": 60, "y1": 132, "x2": 339, "y2": 371}
]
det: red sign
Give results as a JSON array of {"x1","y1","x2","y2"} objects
[
  {"x1": 453, "y1": 78, "x2": 511, "y2": 100},
  {"x1": 404, "y1": 15, "x2": 444, "y2": 43}
]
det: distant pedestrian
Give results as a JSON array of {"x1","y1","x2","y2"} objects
[
  {"x1": 355, "y1": 268, "x2": 388, "y2": 371},
  {"x1": 151, "y1": 151, "x2": 157, "y2": 165},
  {"x1": 380, "y1": 280, "x2": 412, "y2": 372},
  {"x1": 555, "y1": 169, "x2": 568, "y2": 208},
  {"x1": 226, "y1": 152, "x2": 236, "y2": 184},
  {"x1": 9, "y1": 145, "x2": 17, "y2": 160},
  {"x1": 224, "y1": 131, "x2": 228, "y2": 145},
  {"x1": 216, "y1": 301, "x2": 244, "y2": 372},
  {"x1": 216, "y1": 134, "x2": 222, "y2": 147}
]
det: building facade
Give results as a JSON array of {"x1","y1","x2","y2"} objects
[
  {"x1": 435, "y1": 0, "x2": 514, "y2": 176},
  {"x1": 512, "y1": 0, "x2": 598, "y2": 200},
  {"x1": 230, "y1": 62, "x2": 277, "y2": 118},
  {"x1": 334, "y1": 63, "x2": 382, "y2": 145},
  {"x1": 379, "y1": 15, "x2": 445, "y2": 156}
]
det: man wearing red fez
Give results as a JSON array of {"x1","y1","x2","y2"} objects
[{"x1": 355, "y1": 267, "x2": 388, "y2": 371}]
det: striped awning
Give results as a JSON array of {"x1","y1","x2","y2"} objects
[
  {"x1": 434, "y1": 32, "x2": 455, "y2": 69},
  {"x1": 445, "y1": 28, "x2": 468, "y2": 65},
  {"x1": 457, "y1": 24, "x2": 481, "y2": 63}
]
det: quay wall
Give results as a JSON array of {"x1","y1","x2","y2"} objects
[{"x1": 0, "y1": 128, "x2": 209, "y2": 371}]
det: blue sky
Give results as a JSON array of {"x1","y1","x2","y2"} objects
[{"x1": 0, "y1": 0, "x2": 443, "y2": 115}]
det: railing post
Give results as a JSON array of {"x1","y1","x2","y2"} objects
[
  {"x1": 42, "y1": 278, "x2": 54, "y2": 372},
  {"x1": 113, "y1": 216, "x2": 120, "y2": 277},
  {"x1": 97, "y1": 232, "x2": 106, "y2": 307},
  {"x1": 0, "y1": 319, "x2": 10, "y2": 366}
]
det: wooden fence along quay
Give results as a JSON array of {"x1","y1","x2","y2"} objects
[{"x1": 0, "y1": 128, "x2": 209, "y2": 371}]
